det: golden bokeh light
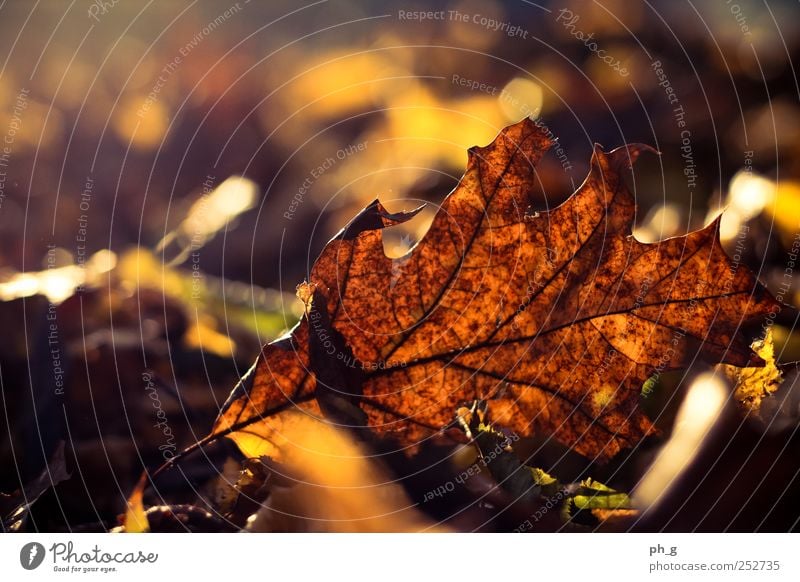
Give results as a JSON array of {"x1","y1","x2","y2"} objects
[{"x1": 635, "y1": 373, "x2": 728, "y2": 511}]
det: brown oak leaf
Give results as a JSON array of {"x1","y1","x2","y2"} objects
[{"x1": 212, "y1": 118, "x2": 778, "y2": 462}]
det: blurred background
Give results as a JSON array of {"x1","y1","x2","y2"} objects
[{"x1": 1, "y1": 0, "x2": 799, "y2": 532}]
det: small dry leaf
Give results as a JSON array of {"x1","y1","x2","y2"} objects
[
  {"x1": 122, "y1": 476, "x2": 150, "y2": 533},
  {"x1": 718, "y1": 328, "x2": 783, "y2": 411},
  {"x1": 296, "y1": 281, "x2": 317, "y2": 310}
]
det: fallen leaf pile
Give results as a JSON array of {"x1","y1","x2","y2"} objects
[{"x1": 212, "y1": 118, "x2": 778, "y2": 463}]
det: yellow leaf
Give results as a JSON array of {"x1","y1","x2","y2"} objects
[
  {"x1": 718, "y1": 329, "x2": 783, "y2": 411},
  {"x1": 123, "y1": 477, "x2": 150, "y2": 533},
  {"x1": 184, "y1": 314, "x2": 235, "y2": 358}
]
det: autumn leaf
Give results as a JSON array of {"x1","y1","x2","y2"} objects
[
  {"x1": 718, "y1": 328, "x2": 783, "y2": 411},
  {"x1": 212, "y1": 118, "x2": 778, "y2": 462},
  {"x1": 122, "y1": 476, "x2": 149, "y2": 533},
  {"x1": 2, "y1": 441, "x2": 70, "y2": 531},
  {"x1": 564, "y1": 478, "x2": 637, "y2": 530},
  {"x1": 530, "y1": 467, "x2": 560, "y2": 497},
  {"x1": 571, "y1": 478, "x2": 632, "y2": 511}
]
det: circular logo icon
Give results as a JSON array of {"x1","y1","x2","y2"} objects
[{"x1": 20, "y1": 542, "x2": 45, "y2": 570}]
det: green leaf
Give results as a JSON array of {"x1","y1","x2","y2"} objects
[
  {"x1": 529, "y1": 467, "x2": 560, "y2": 497},
  {"x1": 572, "y1": 477, "x2": 632, "y2": 510}
]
